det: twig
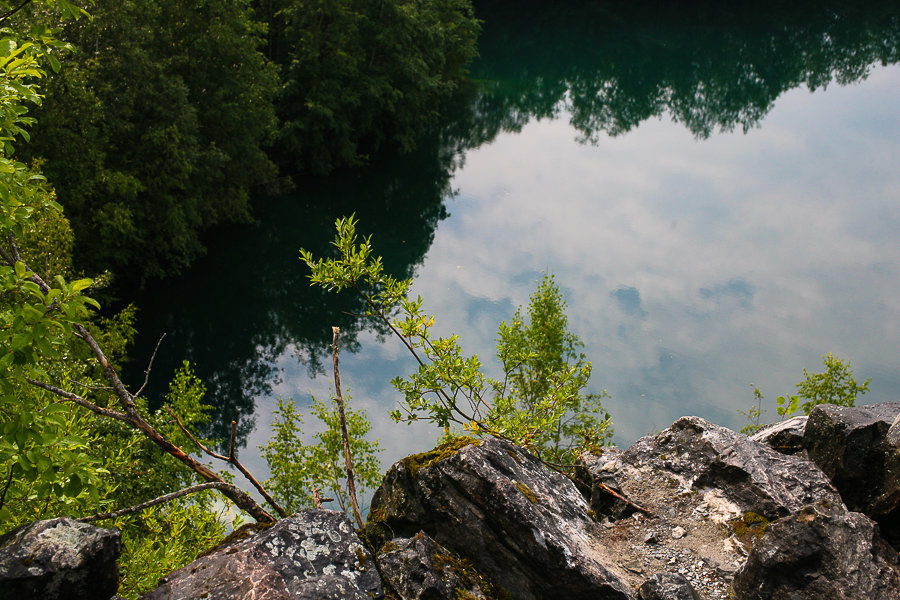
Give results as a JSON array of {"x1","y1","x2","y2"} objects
[
  {"x1": 165, "y1": 406, "x2": 227, "y2": 461},
  {"x1": 78, "y1": 482, "x2": 242, "y2": 523},
  {"x1": 133, "y1": 333, "x2": 166, "y2": 399},
  {"x1": 332, "y1": 327, "x2": 364, "y2": 530},
  {"x1": 165, "y1": 407, "x2": 287, "y2": 518},
  {"x1": 596, "y1": 481, "x2": 652, "y2": 515}
]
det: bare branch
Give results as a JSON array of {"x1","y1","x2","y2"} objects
[
  {"x1": 332, "y1": 327, "x2": 364, "y2": 530},
  {"x1": 77, "y1": 482, "x2": 243, "y2": 523},
  {"x1": 165, "y1": 406, "x2": 228, "y2": 461},
  {"x1": 26, "y1": 378, "x2": 129, "y2": 422},
  {"x1": 133, "y1": 333, "x2": 166, "y2": 399},
  {"x1": 225, "y1": 420, "x2": 288, "y2": 518},
  {"x1": 164, "y1": 409, "x2": 287, "y2": 518},
  {"x1": 228, "y1": 420, "x2": 237, "y2": 461}
]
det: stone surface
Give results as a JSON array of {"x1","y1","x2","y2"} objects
[
  {"x1": 804, "y1": 402, "x2": 900, "y2": 520},
  {"x1": 637, "y1": 572, "x2": 701, "y2": 600},
  {"x1": 570, "y1": 416, "x2": 848, "y2": 598},
  {"x1": 0, "y1": 517, "x2": 120, "y2": 600},
  {"x1": 733, "y1": 501, "x2": 900, "y2": 599},
  {"x1": 367, "y1": 437, "x2": 632, "y2": 600},
  {"x1": 377, "y1": 531, "x2": 491, "y2": 600},
  {"x1": 750, "y1": 416, "x2": 808, "y2": 456},
  {"x1": 143, "y1": 510, "x2": 382, "y2": 600},
  {"x1": 619, "y1": 416, "x2": 844, "y2": 520}
]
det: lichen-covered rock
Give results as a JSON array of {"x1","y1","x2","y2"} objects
[
  {"x1": 619, "y1": 416, "x2": 844, "y2": 520},
  {"x1": 0, "y1": 517, "x2": 120, "y2": 600},
  {"x1": 377, "y1": 531, "x2": 492, "y2": 600},
  {"x1": 367, "y1": 437, "x2": 632, "y2": 600},
  {"x1": 750, "y1": 416, "x2": 808, "y2": 456},
  {"x1": 143, "y1": 510, "x2": 382, "y2": 600},
  {"x1": 637, "y1": 573, "x2": 700, "y2": 600},
  {"x1": 804, "y1": 403, "x2": 900, "y2": 521},
  {"x1": 732, "y1": 501, "x2": 900, "y2": 599}
]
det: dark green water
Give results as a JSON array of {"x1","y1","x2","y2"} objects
[{"x1": 126, "y1": 0, "x2": 900, "y2": 480}]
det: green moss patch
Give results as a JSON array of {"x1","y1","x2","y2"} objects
[
  {"x1": 401, "y1": 436, "x2": 481, "y2": 476},
  {"x1": 514, "y1": 481, "x2": 538, "y2": 504},
  {"x1": 729, "y1": 511, "x2": 770, "y2": 549}
]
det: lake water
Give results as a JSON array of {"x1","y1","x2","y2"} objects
[{"x1": 126, "y1": 1, "x2": 900, "y2": 497}]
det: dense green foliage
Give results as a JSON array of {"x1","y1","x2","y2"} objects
[
  {"x1": 491, "y1": 275, "x2": 612, "y2": 463},
  {"x1": 301, "y1": 216, "x2": 612, "y2": 465}
]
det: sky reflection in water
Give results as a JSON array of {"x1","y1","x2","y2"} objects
[{"x1": 252, "y1": 65, "x2": 900, "y2": 482}]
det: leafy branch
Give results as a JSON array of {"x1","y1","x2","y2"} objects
[{"x1": 300, "y1": 215, "x2": 613, "y2": 467}]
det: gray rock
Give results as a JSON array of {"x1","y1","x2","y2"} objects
[
  {"x1": 750, "y1": 416, "x2": 808, "y2": 456},
  {"x1": 377, "y1": 531, "x2": 491, "y2": 600},
  {"x1": 143, "y1": 510, "x2": 382, "y2": 600},
  {"x1": 733, "y1": 501, "x2": 900, "y2": 600},
  {"x1": 637, "y1": 572, "x2": 701, "y2": 600},
  {"x1": 0, "y1": 517, "x2": 120, "y2": 600},
  {"x1": 620, "y1": 416, "x2": 844, "y2": 520},
  {"x1": 366, "y1": 437, "x2": 632, "y2": 600},
  {"x1": 804, "y1": 402, "x2": 900, "y2": 521}
]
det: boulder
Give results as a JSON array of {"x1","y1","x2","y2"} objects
[
  {"x1": 618, "y1": 416, "x2": 844, "y2": 520},
  {"x1": 804, "y1": 403, "x2": 900, "y2": 523},
  {"x1": 0, "y1": 517, "x2": 120, "y2": 600},
  {"x1": 637, "y1": 573, "x2": 700, "y2": 600},
  {"x1": 749, "y1": 416, "x2": 808, "y2": 456},
  {"x1": 366, "y1": 436, "x2": 633, "y2": 600},
  {"x1": 569, "y1": 416, "x2": 850, "y2": 598},
  {"x1": 377, "y1": 531, "x2": 492, "y2": 600},
  {"x1": 732, "y1": 501, "x2": 900, "y2": 599},
  {"x1": 143, "y1": 510, "x2": 382, "y2": 600}
]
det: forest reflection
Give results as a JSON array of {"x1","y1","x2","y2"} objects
[{"x1": 448, "y1": 0, "x2": 900, "y2": 149}]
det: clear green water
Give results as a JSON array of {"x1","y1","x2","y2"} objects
[{"x1": 127, "y1": 1, "x2": 900, "y2": 483}]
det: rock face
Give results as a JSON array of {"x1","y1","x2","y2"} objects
[
  {"x1": 804, "y1": 403, "x2": 900, "y2": 536},
  {"x1": 0, "y1": 517, "x2": 120, "y2": 600},
  {"x1": 576, "y1": 416, "x2": 846, "y2": 598},
  {"x1": 367, "y1": 436, "x2": 632, "y2": 599},
  {"x1": 377, "y1": 531, "x2": 493, "y2": 600},
  {"x1": 733, "y1": 501, "x2": 900, "y2": 599},
  {"x1": 143, "y1": 510, "x2": 382, "y2": 600},
  {"x1": 750, "y1": 415, "x2": 808, "y2": 456}
]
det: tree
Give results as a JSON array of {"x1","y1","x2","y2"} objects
[
  {"x1": 300, "y1": 215, "x2": 613, "y2": 467},
  {"x1": 491, "y1": 274, "x2": 612, "y2": 464}
]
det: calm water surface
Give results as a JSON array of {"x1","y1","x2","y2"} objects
[{"x1": 127, "y1": 1, "x2": 900, "y2": 491}]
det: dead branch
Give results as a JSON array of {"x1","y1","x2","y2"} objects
[
  {"x1": 133, "y1": 333, "x2": 166, "y2": 399},
  {"x1": 77, "y1": 482, "x2": 242, "y2": 523},
  {"x1": 164, "y1": 407, "x2": 287, "y2": 518},
  {"x1": 332, "y1": 326, "x2": 364, "y2": 530},
  {"x1": 595, "y1": 481, "x2": 652, "y2": 515}
]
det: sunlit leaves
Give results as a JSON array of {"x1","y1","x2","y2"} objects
[{"x1": 301, "y1": 216, "x2": 614, "y2": 466}]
